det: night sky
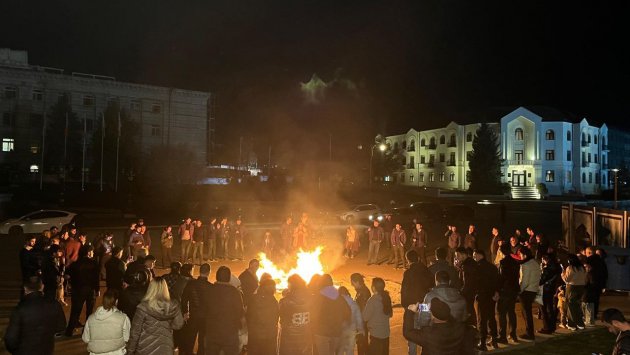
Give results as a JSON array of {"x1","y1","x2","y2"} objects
[{"x1": 2, "y1": 1, "x2": 630, "y2": 165}]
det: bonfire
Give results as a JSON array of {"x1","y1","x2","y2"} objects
[{"x1": 256, "y1": 246, "x2": 325, "y2": 290}]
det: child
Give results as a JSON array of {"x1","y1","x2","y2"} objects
[{"x1": 556, "y1": 285, "x2": 567, "y2": 328}]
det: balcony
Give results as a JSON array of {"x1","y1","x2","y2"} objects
[
  {"x1": 505, "y1": 160, "x2": 537, "y2": 166},
  {"x1": 427, "y1": 143, "x2": 437, "y2": 150},
  {"x1": 447, "y1": 160, "x2": 456, "y2": 166},
  {"x1": 447, "y1": 141, "x2": 457, "y2": 148},
  {"x1": 581, "y1": 140, "x2": 589, "y2": 147}
]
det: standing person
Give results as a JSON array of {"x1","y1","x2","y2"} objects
[
  {"x1": 518, "y1": 247, "x2": 540, "y2": 340},
  {"x1": 456, "y1": 247, "x2": 477, "y2": 325},
  {"x1": 367, "y1": 220, "x2": 385, "y2": 265},
  {"x1": 261, "y1": 230, "x2": 275, "y2": 257},
  {"x1": 389, "y1": 224, "x2": 407, "y2": 269},
  {"x1": 163, "y1": 262, "x2": 182, "y2": 295},
  {"x1": 280, "y1": 216, "x2": 294, "y2": 254},
  {"x1": 293, "y1": 221, "x2": 309, "y2": 250},
  {"x1": 160, "y1": 226, "x2": 174, "y2": 267},
  {"x1": 233, "y1": 218, "x2": 246, "y2": 260},
  {"x1": 127, "y1": 278, "x2": 185, "y2": 355},
  {"x1": 410, "y1": 223, "x2": 428, "y2": 265},
  {"x1": 497, "y1": 243, "x2": 520, "y2": 343},
  {"x1": 95, "y1": 233, "x2": 114, "y2": 280},
  {"x1": 4, "y1": 276, "x2": 66, "y2": 355},
  {"x1": 219, "y1": 218, "x2": 230, "y2": 260},
  {"x1": 179, "y1": 218, "x2": 195, "y2": 263},
  {"x1": 82, "y1": 289, "x2": 131, "y2": 355},
  {"x1": 64, "y1": 232, "x2": 82, "y2": 268},
  {"x1": 472, "y1": 249, "x2": 500, "y2": 351},
  {"x1": 489, "y1": 227, "x2": 502, "y2": 262},
  {"x1": 313, "y1": 274, "x2": 351, "y2": 355},
  {"x1": 423, "y1": 271, "x2": 467, "y2": 322},
  {"x1": 206, "y1": 218, "x2": 217, "y2": 262},
  {"x1": 585, "y1": 246, "x2": 608, "y2": 318},
  {"x1": 539, "y1": 253, "x2": 561, "y2": 334},
  {"x1": 463, "y1": 224, "x2": 477, "y2": 251},
  {"x1": 278, "y1": 274, "x2": 312, "y2": 355},
  {"x1": 601, "y1": 308, "x2": 630, "y2": 355},
  {"x1": 363, "y1": 277, "x2": 392, "y2": 355},
  {"x1": 204, "y1": 266, "x2": 245, "y2": 355},
  {"x1": 19, "y1": 236, "x2": 39, "y2": 287},
  {"x1": 172, "y1": 264, "x2": 194, "y2": 303},
  {"x1": 401, "y1": 250, "x2": 433, "y2": 355},
  {"x1": 351, "y1": 273, "x2": 371, "y2": 355},
  {"x1": 192, "y1": 220, "x2": 205, "y2": 265},
  {"x1": 180, "y1": 263, "x2": 213, "y2": 355},
  {"x1": 128, "y1": 225, "x2": 146, "y2": 261},
  {"x1": 118, "y1": 268, "x2": 150, "y2": 322},
  {"x1": 247, "y1": 279, "x2": 280, "y2": 355},
  {"x1": 446, "y1": 225, "x2": 460, "y2": 264},
  {"x1": 41, "y1": 245, "x2": 65, "y2": 303},
  {"x1": 139, "y1": 225, "x2": 151, "y2": 254},
  {"x1": 65, "y1": 245, "x2": 100, "y2": 337},
  {"x1": 105, "y1": 247, "x2": 126, "y2": 292},
  {"x1": 562, "y1": 254, "x2": 587, "y2": 331},
  {"x1": 535, "y1": 234, "x2": 550, "y2": 262},
  {"x1": 238, "y1": 259, "x2": 260, "y2": 307},
  {"x1": 337, "y1": 286, "x2": 364, "y2": 355},
  {"x1": 345, "y1": 225, "x2": 360, "y2": 259},
  {"x1": 428, "y1": 247, "x2": 461, "y2": 289}
]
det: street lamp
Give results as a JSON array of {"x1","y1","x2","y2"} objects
[
  {"x1": 369, "y1": 143, "x2": 387, "y2": 188},
  {"x1": 612, "y1": 168, "x2": 619, "y2": 209}
]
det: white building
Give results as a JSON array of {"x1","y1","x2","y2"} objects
[
  {"x1": 0, "y1": 48, "x2": 214, "y2": 179},
  {"x1": 386, "y1": 107, "x2": 610, "y2": 196}
]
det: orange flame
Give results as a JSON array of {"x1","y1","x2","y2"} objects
[{"x1": 256, "y1": 246, "x2": 325, "y2": 289}]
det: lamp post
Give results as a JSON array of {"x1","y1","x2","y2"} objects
[
  {"x1": 612, "y1": 168, "x2": 619, "y2": 209},
  {"x1": 369, "y1": 143, "x2": 387, "y2": 188}
]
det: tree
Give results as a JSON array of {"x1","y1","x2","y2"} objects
[
  {"x1": 90, "y1": 102, "x2": 140, "y2": 188},
  {"x1": 373, "y1": 134, "x2": 403, "y2": 180},
  {"x1": 468, "y1": 123, "x2": 503, "y2": 194},
  {"x1": 44, "y1": 94, "x2": 82, "y2": 177}
]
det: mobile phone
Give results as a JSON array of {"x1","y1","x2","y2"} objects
[{"x1": 419, "y1": 303, "x2": 430, "y2": 312}]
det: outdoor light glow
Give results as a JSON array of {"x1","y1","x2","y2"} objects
[
  {"x1": 612, "y1": 168, "x2": 620, "y2": 172},
  {"x1": 379, "y1": 143, "x2": 386, "y2": 151}
]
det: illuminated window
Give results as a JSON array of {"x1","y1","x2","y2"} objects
[
  {"x1": 30, "y1": 165, "x2": 39, "y2": 173},
  {"x1": 429, "y1": 173, "x2": 435, "y2": 182},
  {"x1": 410, "y1": 174, "x2": 415, "y2": 182},
  {"x1": 83, "y1": 95, "x2": 95, "y2": 106},
  {"x1": 545, "y1": 130, "x2": 555, "y2": 140},
  {"x1": 545, "y1": 150, "x2": 555, "y2": 160},
  {"x1": 449, "y1": 172, "x2": 455, "y2": 181},
  {"x1": 439, "y1": 172, "x2": 445, "y2": 182},
  {"x1": 2, "y1": 138, "x2": 14, "y2": 152},
  {"x1": 545, "y1": 170, "x2": 555, "y2": 182},
  {"x1": 515, "y1": 128, "x2": 524, "y2": 141}
]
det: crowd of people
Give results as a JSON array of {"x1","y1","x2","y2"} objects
[{"x1": 5, "y1": 215, "x2": 630, "y2": 355}]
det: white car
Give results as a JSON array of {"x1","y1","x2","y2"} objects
[
  {"x1": 339, "y1": 204, "x2": 380, "y2": 222},
  {"x1": 0, "y1": 210, "x2": 77, "y2": 236}
]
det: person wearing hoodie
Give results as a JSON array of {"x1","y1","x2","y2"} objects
[
  {"x1": 402, "y1": 298, "x2": 476, "y2": 355},
  {"x1": 313, "y1": 274, "x2": 351, "y2": 355},
  {"x1": 401, "y1": 250, "x2": 433, "y2": 355},
  {"x1": 518, "y1": 247, "x2": 541, "y2": 340},
  {"x1": 363, "y1": 277, "x2": 393, "y2": 355},
  {"x1": 204, "y1": 266, "x2": 244, "y2": 355},
  {"x1": 278, "y1": 274, "x2": 312, "y2": 355},
  {"x1": 337, "y1": 286, "x2": 365, "y2": 355},
  {"x1": 82, "y1": 289, "x2": 131, "y2": 355},
  {"x1": 127, "y1": 277, "x2": 185, "y2": 355},
  {"x1": 423, "y1": 270, "x2": 467, "y2": 322},
  {"x1": 246, "y1": 278, "x2": 280, "y2": 355}
]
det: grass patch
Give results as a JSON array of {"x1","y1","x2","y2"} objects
[{"x1": 501, "y1": 328, "x2": 616, "y2": 355}]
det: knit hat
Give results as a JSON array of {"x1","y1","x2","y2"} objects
[{"x1": 430, "y1": 297, "x2": 452, "y2": 321}]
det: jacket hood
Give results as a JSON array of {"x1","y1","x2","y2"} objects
[
  {"x1": 93, "y1": 306, "x2": 119, "y2": 321},
  {"x1": 432, "y1": 285, "x2": 463, "y2": 303},
  {"x1": 141, "y1": 301, "x2": 181, "y2": 320},
  {"x1": 320, "y1": 285, "x2": 339, "y2": 300}
]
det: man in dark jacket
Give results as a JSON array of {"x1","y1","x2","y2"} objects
[
  {"x1": 247, "y1": 278, "x2": 280, "y2": 355},
  {"x1": 118, "y1": 268, "x2": 149, "y2": 322},
  {"x1": 204, "y1": 266, "x2": 244, "y2": 355},
  {"x1": 180, "y1": 263, "x2": 213, "y2": 355},
  {"x1": 4, "y1": 276, "x2": 66, "y2": 355},
  {"x1": 539, "y1": 253, "x2": 561, "y2": 334},
  {"x1": 366, "y1": 220, "x2": 385, "y2": 265},
  {"x1": 585, "y1": 246, "x2": 608, "y2": 317},
  {"x1": 401, "y1": 249, "x2": 434, "y2": 355},
  {"x1": 403, "y1": 298, "x2": 476, "y2": 355},
  {"x1": 602, "y1": 308, "x2": 630, "y2": 355},
  {"x1": 191, "y1": 220, "x2": 205, "y2": 265},
  {"x1": 497, "y1": 243, "x2": 520, "y2": 343},
  {"x1": 351, "y1": 273, "x2": 371, "y2": 355},
  {"x1": 65, "y1": 245, "x2": 100, "y2": 336},
  {"x1": 279, "y1": 274, "x2": 312, "y2": 355},
  {"x1": 312, "y1": 274, "x2": 351, "y2": 355},
  {"x1": 473, "y1": 249, "x2": 500, "y2": 350},
  {"x1": 20, "y1": 236, "x2": 39, "y2": 286},
  {"x1": 389, "y1": 223, "x2": 407, "y2": 269},
  {"x1": 428, "y1": 247, "x2": 461, "y2": 289},
  {"x1": 105, "y1": 246, "x2": 126, "y2": 291},
  {"x1": 238, "y1": 259, "x2": 260, "y2": 307},
  {"x1": 456, "y1": 247, "x2": 478, "y2": 325}
]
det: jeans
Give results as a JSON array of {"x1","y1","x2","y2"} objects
[
  {"x1": 221, "y1": 238, "x2": 230, "y2": 259},
  {"x1": 336, "y1": 330, "x2": 357, "y2": 355},
  {"x1": 314, "y1": 335, "x2": 340, "y2": 355},
  {"x1": 498, "y1": 292, "x2": 517, "y2": 339},
  {"x1": 477, "y1": 295, "x2": 498, "y2": 340},
  {"x1": 181, "y1": 239, "x2": 192, "y2": 262},
  {"x1": 192, "y1": 242, "x2": 204, "y2": 265},
  {"x1": 541, "y1": 291, "x2": 557, "y2": 331},
  {"x1": 207, "y1": 239, "x2": 216, "y2": 260},
  {"x1": 520, "y1": 290, "x2": 537, "y2": 337},
  {"x1": 566, "y1": 284, "x2": 585, "y2": 328},
  {"x1": 368, "y1": 241, "x2": 381, "y2": 264},
  {"x1": 392, "y1": 245, "x2": 405, "y2": 268},
  {"x1": 582, "y1": 302, "x2": 595, "y2": 325},
  {"x1": 367, "y1": 336, "x2": 389, "y2": 355},
  {"x1": 66, "y1": 287, "x2": 96, "y2": 335}
]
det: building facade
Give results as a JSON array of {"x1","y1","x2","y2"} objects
[
  {"x1": 0, "y1": 48, "x2": 213, "y2": 180},
  {"x1": 386, "y1": 107, "x2": 610, "y2": 195}
]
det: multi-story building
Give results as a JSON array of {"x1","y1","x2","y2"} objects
[
  {"x1": 0, "y1": 48, "x2": 213, "y2": 180},
  {"x1": 386, "y1": 107, "x2": 610, "y2": 196}
]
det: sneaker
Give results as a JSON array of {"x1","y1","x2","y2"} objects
[
  {"x1": 576, "y1": 325, "x2": 585, "y2": 330},
  {"x1": 558, "y1": 324, "x2": 567, "y2": 329},
  {"x1": 566, "y1": 325, "x2": 577, "y2": 331}
]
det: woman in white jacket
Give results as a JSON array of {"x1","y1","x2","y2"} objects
[{"x1": 82, "y1": 289, "x2": 131, "y2": 355}]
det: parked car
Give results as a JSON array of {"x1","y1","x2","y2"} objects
[
  {"x1": 0, "y1": 210, "x2": 77, "y2": 236},
  {"x1": 339, "y1": 204, "x2": 380, "y2": 223}
]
